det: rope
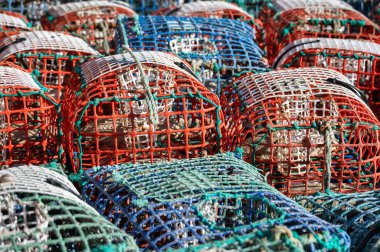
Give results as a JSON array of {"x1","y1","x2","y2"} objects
[
  {"x1": 121, "y1": 45, "x2": 159, "y2": 125},
  {"x1": 323, "y1": 121, "x2": 333, "y2": 191},
  {"x1": 100, "y1": 21, "x2": 110, "y2": 55}
]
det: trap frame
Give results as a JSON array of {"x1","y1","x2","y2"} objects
[
  {"x1": 0, "y1": 31, "x2": 100, "y2": 102},
  {"x1": 43, "y1": 1, "x2": 136, "y2": 54},
  {"x1": 81, "y1": 153, "x2": 350, "y2": 251},
  {"x1": 115, "y1": 15, "x2": 267, "y2": 94},
  {"x1": 63, "y1": 51, "x2": 223, "y2": 172},
  {"x1": 273, "y1": 38, "x2": 380, "y2": 119},
  {"x1": 0, "y1": 64, "x2": 60, "y2": 167},
  {"x1": 264, "y1": 0, "x2": 380, "y2": 62},
  {"x1": 297, "y1": 190, "x2": 380, "y2": 251},
  {"x1": 221, "y1": 67, "x2": 380, "y2": 196},
  {"x1": 0, "y1": 164, "x2": 139, "y2": 251}
]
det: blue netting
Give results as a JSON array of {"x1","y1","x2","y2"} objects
[
  {"x1": 115, "y1": 15, "x2": 268, "y2": 94},
  {"x1": 81, "y1": 153, "x2": 350, "y2": 251},
  {"x1": 297, "y1": 190, "x2": 380, "y2": 251}
]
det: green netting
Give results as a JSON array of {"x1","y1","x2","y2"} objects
[
  {"x1": 0, "y1": 165, "x2": 139, "y2": 252},
  {"x1": 297, "y1": 190, "x2": 380, "y2": 251}
]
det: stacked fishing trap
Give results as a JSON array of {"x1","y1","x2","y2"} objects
[
  {"x1": 0, "y1": 164, "x2": 139, "y2": 251},
  {"x1": 0, "y1": 0, "x2": 379, "y2": 251},
  {"x1": 264, "y1": 0, "x2": 380, "y2": 62},
  {"x1": 43, "y1": 1, "x2": 136, "y2": 54},
  {"x1": 0, "y1": 31, "x2": 100, "y2": 101},
  {"x1": 63, "y1": 51, "x2": 223, "y2": 171},
  {"x1": 221, "y1": 68, "x2": 380, "y2": 195},
  {"x1": 81, "y1": 153, "x2": 350, "y2": 251},
  {"x1": 115, "y1": 15, "x2": 267, "y2": 94},
  {"x1": 0, "y1": 64, "x2": 59, "y2": 166}
]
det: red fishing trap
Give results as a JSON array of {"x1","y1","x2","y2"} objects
[
  {"x1": 63, "y1": 51, "x2": 223, "y2": 172},
  {"x1": 0, "y1": 64, "x2": 59, "y2": 167},
  {"x1": 274, "y1": 38, "x2": 380, "y2": 119},
  {"x1": 221, "y1": 67, "x2": 380, "y2": 196},
  {"x1": 264, "y1": 0, "x2": 380, "y2": 62},
  {"x1": 0, "y1": 31, "x2": 100, "y2": 102},
  {"x1": 0, "y1": 12, "x2": 30, "y2": 40},
  {"x1": 42, "y1": 1, "x2": 136, "y2": 54}
]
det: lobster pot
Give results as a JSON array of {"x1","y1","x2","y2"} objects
[
  {"x1": 115, "y1": 15, "x2": 267, "y2": 94},
  {"x1": 0, "y1": 12, "x2": 30, "y2": 39},
  {"x1": 221, "y1": 68, "x2": 380, "y2": 196},
  {"x1": 153, "y1": 1, "x2": 266, "y2": 52},
  {"x1": 43, "y1": 1, "x2": 136, "y2": 54},
  {"x1": 0, "y1": 165, "x2": 139, "y2": 251},
  {"x1": 264, "y1": 0, "x2": 380, "y2": 62},
  {"x1": 63, "y1": 51, "x2": 223, "y2": 172},
  {"x1": 274, "y1": 38, "x2": 380, "y2": 119},
  {"x1": 0, "y1": 31, "x2": 100, "y2": 102},
  {"x1": 81, "y1": 153, "x2": 350, "y2": 251},
  {"x1": 297, "y1": 190, "x2": 380, "y2": 251},
  {"x1": 0, "y1": 65, "x2": 60, "y2": 167},
  {"x1": 130, "y1": 0, "x2": 183, "y2": 14},
  {"x1": 0, "y1": 0, "x2": 59, "y2": 26}
]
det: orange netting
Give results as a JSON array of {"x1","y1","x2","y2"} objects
[
  {"x1": 0, "y1": 62, "x2": 59, "y2": 167},
  {"x1": 221, "y1": 67, "x2": 380, "y2": 196},
  {"x1": 42, "y1": 1, "x2": 136, "y2": 54},
  {"x1": 0, "y1": 31, "x2": 100, "y2": 102},
  {"x1": 273, "y1": 38, "x2": 380, "y2": 119},
  {"x1": 63, "y1": 51, "x2": 224, "y2": 172}
]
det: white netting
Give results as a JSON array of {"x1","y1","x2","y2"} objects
[
  {"x1": 80, "y1": 51, "x2": 196, "y2": 84},
  {"x1": 0, "y1": 31, "x2": 100, "y2": 61},
  {"x1": 0, "y1": 13, "x2": 29, "y2": 30},
  {"x1": 47, "y1": 0, "x2": 133, "y2": 18},
  {"x1": 274, "y1": 38, "x2": 380, "y2": 85},
  {"x1": 0, "y1": 66, "x2": 40, "y2": 90},
  {"x1": 0, "y1": 194, "x2": 49, "y2": 250},
  {"x1": 237, "y1": 68, "x2": 368, "y2": 109},
  {"x1": 273, "y1": 0, "x2": 355, "y2": 13},
  {"x1": 173, "y1": 1, "x2": 251, "y2": 17}
]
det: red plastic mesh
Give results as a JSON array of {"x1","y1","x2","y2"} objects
[
  {"x1": 63, "y1": 51, "x2": 223, "y2": 172},
  {"x1": 273, "y1": 38, "x2": 380, "y2": 119},
  {"x1": 0, "y1": 63, "x2": 58, "y2": 167},
  {"x1": 265, "y1": 7, "x2": 380, "y2": 62},
  {"x1": 0, "y1": 31, "x2": 99, "y2": 102},
  {"x1": 42, "y1": 1, "x2": 136, "y2": 54},
  {"x1": 221, "y1": 67, "x2": 380, "y2": 196}
]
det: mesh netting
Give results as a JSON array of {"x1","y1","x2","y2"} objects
[
  {"x1": 43, "y1": 1, "x2": 136, "y2": 54},
  {"x1": 0, "y1": 12, "x2": 30, "y2": 41},
  {"x1": 63, "y1": 51, "x2": 223, "y2": 172},
  {"x1": 115, "y1": 15, "x2": 267, "y2": 94},
  {"x1": 0, "y1": 164, "x2": 139, "y2": 251},
  {"x1": 0, "y1": 31, "x2": 100, "y2": 102},
  {"x1": 274, "y1": 37, "x2": 380, "y2": 119},
  {"x1": 153, "y1": 1, "x2": 266, "y2": 58},
  {"x1": 81, "y1": 153, "x2": 350, "y2": 251},
  {"x1": 264, "y1": 0, "x2": 380, "y2": 62},
  {"x1": 297, "y1": 190, "x2": 380, "y2": 251},
  {"x1": 0, "y1": 64, "x2": 60, "y2": 167},
  {"x1": 221, "y1": 67, "x2": 380, "y2": 196}
]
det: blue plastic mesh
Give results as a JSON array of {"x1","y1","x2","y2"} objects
[
  {"x1": 81, "y1": 153, "x2": 350, "y2": 251},
  {"x1": 115, "y1": 15, "x2": 267, "y2": 94},
  {"x1": 297, "y1": 190, "x2": 380, "y2": 252}
]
